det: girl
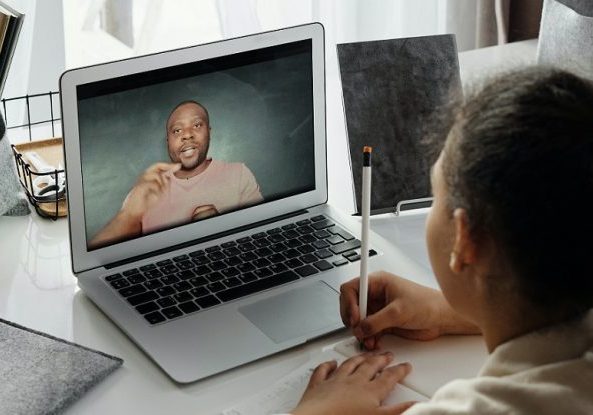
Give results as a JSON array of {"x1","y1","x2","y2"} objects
[{"x1": 291, "y1": 68, "x2": 593, "y2": 414}]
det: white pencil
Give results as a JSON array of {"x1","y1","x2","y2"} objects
[{"x1": 359, "y1": 146, "x2": 372, "y2": 343}]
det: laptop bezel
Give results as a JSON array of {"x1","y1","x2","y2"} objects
[{"x1": 61, "y1": 23, "x2": 327, "y2": 274}]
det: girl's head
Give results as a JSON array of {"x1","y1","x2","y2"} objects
[{"x1": 427, "y1": 68, "x2": 593, "y2": 322}]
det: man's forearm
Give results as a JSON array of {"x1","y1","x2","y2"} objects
[{"x1": 88, "y1": 210, "x2": 142, "y2": 249}]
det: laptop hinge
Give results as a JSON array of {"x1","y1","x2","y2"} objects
[{"x1": 104, "y1": 209, "x2": 309, "y2": 270}]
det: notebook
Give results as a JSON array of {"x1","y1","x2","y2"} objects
[
  {"x1": 223, "y1": 334, "x2": 487, "y2": 414},
  {"x1": 60, "y1": 23, "x2": 401, "y2": 383}
]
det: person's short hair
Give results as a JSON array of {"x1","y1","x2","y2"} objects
[
  {"x1": 166, "y1": 100, "x2": 210, "y2": 128},
  {"x1": 441, "y1": 67, "x2": 593, "y2": 316}
]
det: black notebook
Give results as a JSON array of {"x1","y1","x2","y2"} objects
[{"x1": 337, "y1": 34, "x2": 462, "y2": 214}]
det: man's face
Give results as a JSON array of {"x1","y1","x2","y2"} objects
[{"x1": 166, "y1": 103, "x2": 210, "y2": 170}]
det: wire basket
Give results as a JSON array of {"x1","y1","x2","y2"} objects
[{"x1": 5, "y1": 91, "x2": 65, "y2": 220}]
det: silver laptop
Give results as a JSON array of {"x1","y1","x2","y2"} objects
[{"x1": 61, "y1": 23, "x2": 380, "y2": 383}]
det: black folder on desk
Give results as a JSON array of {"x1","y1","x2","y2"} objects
[{"x1": 337, "y1": 34, "x2": 462, "y2": 214}]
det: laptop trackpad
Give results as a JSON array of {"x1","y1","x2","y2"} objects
[{"x1": 239, "y1": 281, "x2": 341, "y2": 344}]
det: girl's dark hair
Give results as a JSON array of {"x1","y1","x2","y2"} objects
[{"x1": 441, "y1": 67, "x2": 593, "y2": 315}]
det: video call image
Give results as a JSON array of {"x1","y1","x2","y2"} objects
[{"x1": 78, "y1": 41, "x2": 315, "y2": 250}]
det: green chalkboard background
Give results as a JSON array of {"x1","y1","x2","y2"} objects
[{"x1": 79, "y1": 52, "x2": 315, "y2": 241}]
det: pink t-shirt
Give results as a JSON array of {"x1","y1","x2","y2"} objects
[{"x1": 141, "y1": 159, "x2": 263, "y2": 233}]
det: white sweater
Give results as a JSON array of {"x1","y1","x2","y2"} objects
[{"x1": 405, "y1": 309, "x2": 593, "y2": 414}]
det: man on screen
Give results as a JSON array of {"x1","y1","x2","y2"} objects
[{"x1": 89, "y1": 100, "x2": 263, "y2": 249}]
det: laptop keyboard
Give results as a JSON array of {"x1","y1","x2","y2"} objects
[{"x1": 104, "y1": 215, "x2": 377, "y2": 325}]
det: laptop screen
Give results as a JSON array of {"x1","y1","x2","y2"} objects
[{"x1": 76, "y1": 40, "x2": 315, "y2": 250}]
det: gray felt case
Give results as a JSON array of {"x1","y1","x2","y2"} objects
[{"x1": 337, "y1": 34, "x2": 462, "y2": 213}]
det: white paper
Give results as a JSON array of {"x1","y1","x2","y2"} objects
[{"x1": 222, "y1": 347, "x2": 427, "y2": 415}]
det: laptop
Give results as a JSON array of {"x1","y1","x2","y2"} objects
[{"x1": 60, "y1": 23, "x2": 383, "y2": 383}]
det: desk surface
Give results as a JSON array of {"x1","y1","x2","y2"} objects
[{"x1": 0, "y1": 40, "x2": 536, "y2": 414}]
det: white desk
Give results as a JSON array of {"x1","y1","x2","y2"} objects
[{"x1": 0, "y1": 40, "x2": 536, "y2": 414}]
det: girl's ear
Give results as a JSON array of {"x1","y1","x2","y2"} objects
[{"x1": 449, "y1": 208, "x2": 478, "y2": 273}]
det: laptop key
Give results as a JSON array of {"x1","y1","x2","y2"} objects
[
  {"x1": 217, "y1": 270, "x2": 299, "y2": 302},
  {"x1": 110, "y1": 279, "x2": 130, "y2": 289},
  {"x1": 208, "y1": 281, "x2": 226, "y2": 292},
  {"x1": 296, "y1": 219, "x2": 311, "y2": 226},
  {"x1": 270, "y1": 242, "x2": 288, "y2": 253},
  {"x1": 240, "y1": 272, "x2": 257, "y2": 283},
  {"x1": 282, "y1": 229, "x2": 300, "y2": 239},
  {"x1": 136, "y1": 301, "x2": 159, "y2": 315},
  {"x1": 313, "y1": 230, "x2": 331, "y2": 239},
  {"x1": 224, "y1": 257, "x2": 242, "y2": 267},
  {"x1": 268, "y1": 234, "x2": 285, "y2": 243},
  {"x1": 210, "y1": 261, "x2": 227, "y2": 271},
  {"x1": 284, "y1": 248, "x2": 301, "y2": 259},
  {"x1": 105, "y1": 273, "x2": 123, "y2": 281},
  {"x1": 222, "y1": 267, "x2": 240, "y2": 278},
  {"x1": 128, "y1": 291, "x2": 159, "y2": 306},
  {"x1": 205, "y1": 246, "x2": 221, "y2": 252},
  {"x1": 326, "y1": 235, "x2": 345, "y2": 245},
  {"x1": 281, "y1": 223, "x2": 296, "y2": 230},
  {"x1": 237, "y1": 262, "x2": 256, "y2": 273},
  {"x1": 330, "y1": 239, "x2": 362, "y2": 255},
  {"x1": 139, "y1": 264, "x2": 156, "y2": 272},
  {"x1": 297, "y1": 244, "x2": 315, "y2": 254},
  {"x1": 206, "y1": 272, "x2": 224, "y2": 282},
  {"x1": 128, "y1": 274, "x2": 147, "y2": 284},
  {"x1": 299, "y1": 234, "x2": 316, "y2": 244},
  {"x1": 269, "y1": 263, "x2": 288, "y2": 274},
  {"x1": 161, "y1": 306, "x2": 183, "y2": 319},
  {"x1": 119, "y1": 284, "x2": 146, "y2": 298},
  {"x1": 176, "y1": 260, "x2": 194, "y2": 271},
  {"x1": 328, "y1": 226, "x2": 355, "y2": 241},
  {"x1": 237, "y1": 236, "x2": 251, "y2": 244},
  {"x1": 160, "y1": 264, "x2": 179, "y2": 275},
  {"x1": 239, "y1": 252, "x2": 257, "y2": 262},
  {"x1": 177, "y1": 269, "x2": 195, "y2": 280},
  {"x1": 145, "y1": 279, "x2": 163, "y2": 290},
  {"x1": 207, "y1": 251, "x2": 226, "y2": 261},
  {"x1": 311, "y1": 218, "x2": 335, "y2": 230},
  {"x1": 253, "y1": 258, "x2": 271, "y2": 268},
  {"x1": 333, "y1": 258, "x2": 349, "y2": 267},
  {"x1": 266, "y1": 227, "x2": 282, "y2": 235},
  {"x1": 123, "y1": 268, "x2": 140, "y2": 276},
  {"x1": 295, "y1": 265, "x2": 318, "y2": 277},
  {"x1": 313, "y1": 260, "x2": 333, "y2": 271},
  {"x1": 161, "y1": 275, "x2": 180, "y2": 285},
  {"x1": 191, "y1": 256, "x2": 210, "y2": 266},
  {"x1": 223, "y1": 247, "x2": 241, "y2": 257},
  {"x1": 300, "y1": 253, "x2": 318, "y2": 264},
  {"x1": 252, "y1": 232, "x2": 267, "y2": 239},
  {"x1": 156, "y1": 259, "x2": 173, "y2": 266},
  {"x1": 255, "y1": 247, "x2": 273, "y2": 257},
  {"x1": 221, "y1": 241, "x2": 237, "y2": 248},
  {"x1": 268, "y1": 253, "x2": 286, "y2": 263},
  {"x1": 178, "y1": 301, "x2": 200, "y2": 314},
  {"x1": 194, "y1": 265, "x2": 212, "y2": 276},
  {"x1": 189, "y1": 249, "x2": 205, "y2": 257},
  {"x1": 348, "y1": 254, "x2": 361, "y2": 262},
  {"x1": 285, "y1": 238, "x2": 302, "y2": 249},
  {"x1": 144, "y1": 311, "x2": 166, "y2": 325},
  {"x1": 253, "y1": 238, "x2": 271, "y2": 248},
  {"x1": 285, "y1": 258, "x2": 304, "y2": 268},
  {"x1": 310, "y1": 215, "x2": 326, "y2": 222},
  {"x1": 173, "y1": 254, "x2": 189, "y2": 262},
  {"x1": 312, "y1": 239, "x2": 330, "y2": 249},
  {"x1": 157, "y1": 296, "x2": 176, "y2": 308},
  {"x1": 254, "y1": 268, "x2": 273, "y2": 279},
  {"x1": 174, "y1": 292, "x2": 193, "y2": 303},
  {"x1": 297, "y1": 225, "x2": 315, "y2": 234},
  {"x1": 173, "y1": 281, "x2": 192, "y2": 292},
  {"x1": 343, "y1": 250, "x2": 358, "y2": 258},
  {"x1": 189, "y1": 276, "x2": 208, "y2": 287},
  {"x1": 156, "y1": 286, "x2": 175, "y2": 297},
  {"x1": 144, "y1": 269, "x2": 163, "y2": 279},
  {"x1": 190, "y1": 286, "x2": 209, "y2": 298},
  {"x1": 315, "y1": 249, "x2": 333, "y2": 259},
  {"x1": 195, "y1": 295, "x2": 221, "y2": 309},
  {"x1": 239, "y1": 242, "x2": 256, "y2": 252},
  {"x1": 223, "y1": 277, "x2": 241, "y2": 288}
]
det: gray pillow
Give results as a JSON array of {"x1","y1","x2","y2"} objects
[
  {"x1": 538, "y1": 0, "x2": 593, "y2": 79},
  {"x1": 0, "y1": 114, "x2": 30, "y2": 216}
]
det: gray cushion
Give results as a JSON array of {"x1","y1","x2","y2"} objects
[
  {"x1": 538, "y1": 0, "x2": 593, "y2": 79},
  {"x1": 0, "y1": 114, "x2": 30, "y2": 216}
]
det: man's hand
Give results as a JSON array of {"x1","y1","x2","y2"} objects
[
  {"x1": 122, "y1": 163, "x2": 181, "y2": 221},
  {"x1": 292, "y1": 353, "x2": 415, "y2": 415},
  {"x1": 340, "y1": 272, "x2": 481, "y2": 350}
]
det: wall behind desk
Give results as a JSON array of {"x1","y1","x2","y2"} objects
[{"x1": 78, "y1": 52, "x2": 314, "y2": 241}]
